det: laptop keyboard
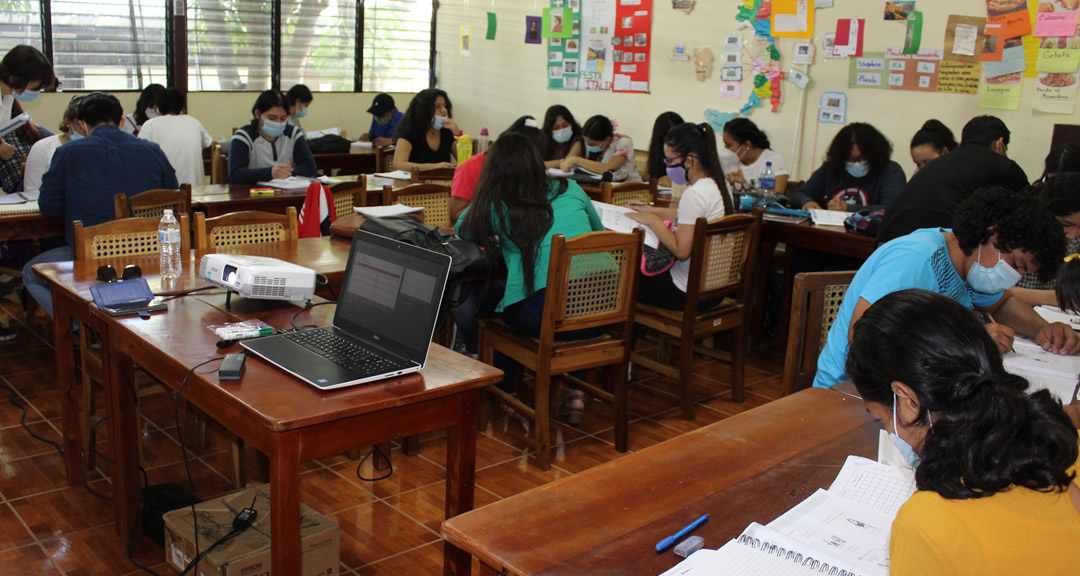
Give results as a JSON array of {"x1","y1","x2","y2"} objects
[{"x1": 285, "y1": 330, "x2": 407, "y2": 376}]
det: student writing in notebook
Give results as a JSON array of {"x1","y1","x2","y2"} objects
[
  {"x1": 791, "y1": 122, "x2": 905, "y2": 213},
  {"x1": 0, "y1": 45, "x2": 55, "y2": 167},
  {"x1": 541, "y1": 104, "x2": 583, "y2": 169},
  {"x1": 721, "y1": 117, "x2": 788, "y2": 194},
  {"x1": 228, "y1": 89, "x2": 316, "y2": 184},
  {"x1": 846, "y1": 289, "x2": 1080, "y2": 576},
  {"x1": 908, "y1": 119, "x2": 955, "y2": 172},
  {"x1": 814, "y1": 187, "x2": 1080, "y2": 389},
  {"x1": 559, "y1": 115, "x2": 641, "y2": 182},
  {"x1": 393, "y1": 88, "x2": 458, "y2": 172},
  {"x1": 0, "y1": 101, "x2": 51, "y2": 194},
  {"x1": 359, "y1": 93, "x2": 402, "y2": 147}
]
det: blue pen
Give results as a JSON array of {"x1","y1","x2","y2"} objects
[{"x1": 655, "y1": 514, "x2": 709, "y2": 552}]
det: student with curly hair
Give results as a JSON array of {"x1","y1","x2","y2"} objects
[
  {"x1": 909, "y1": 119, "x2": 956, "y2": 171},
  {"x1": 393, "y1": 88, "x2": 459, "y2": 172},
  {"x1": 721, "y1": 117, "x2": 789, "y2": 194},
  {"x1": 878, "y1": 115, "x2": 1029, "y2": 244},
  {"x1": 814, "y1": 186, "x2": 1079, "y2": 389},
  {"x1": 1012, "y1": 173, "x2": 1080, "y2": 307},
  {"x1": 791, "y1": 122, "x2": 905, "y2": 212},
  {"x1": 847, "y1": 289, "x2": 1080, "y2": 575}
]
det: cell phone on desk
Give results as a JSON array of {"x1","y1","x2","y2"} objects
[{"x1": 89, "y1": 278, "x2": 168, "y2": 316}]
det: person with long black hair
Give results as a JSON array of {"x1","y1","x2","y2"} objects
[
  {"x1": 646, "y1": 111, "x2": 683, "y2": 185},
  {"x1": 458, "y1": 131, "x2": 605, "y2": 421},
  {"x1": 120, "y1": 83, "x2": 165, "y2": 136},
  {"x1": 0, "y1": 45, "x2": 54, "y2": 168},
  {"x1": 628, "y1": 122, "x2": 734, "y2": 310},
  {"x1": 394, "y1": 88, "x2": 459, "y2": 172},
  {"x1": 847, "y1": 289, "x2": 1080, "y2": 575},
  {"x1": 285, "y1": 84, "x2": 313, "y2": 131},
  {"x1": 541, "y1": 104, "x2": 583, "y2": 169},
  {"x1": 721, "y1": 117, "x2": 788, "y2": 194},
  {"x1": 228, "y1": 89, "x2": 316, "y2": 184},
  {"x1": 559, "y1": 115, "x2": 641, "y2": 182},
  {"x1": 909, "y1": 119, "x2": 956, "y2": 172}
]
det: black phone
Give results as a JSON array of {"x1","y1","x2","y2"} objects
[{"x1": 89, "y1": 278, "x2": 168, "y2": 316}]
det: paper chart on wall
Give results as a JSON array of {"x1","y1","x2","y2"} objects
[
  {"x1": 547, "y1": 1, "x2": 582, "y2": 90},
  {"x1": 771, "y1": 0, "x2": 814, "y2": 38},
  {"x1": 580, "y1": 0, "x2": 615, "y2": 91},
  {"x1": 612, "y1": 0, "x2": 652, "y2": 92},
  {"x1": 986, "y1": 0, "x2": 1031, "y2": 39},
  {"x1": 937, "y1": 60, "x2": 981, "y2": 94}
]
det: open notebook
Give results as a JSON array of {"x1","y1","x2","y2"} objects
[
  {"x1": 808, "y1": 209, "x2": 848, "y2": 227},
  {"x1": 660, "y1": 454, "x2": 915, "y2": 576},
  {"x1": 1004, "y1": 336, "x2": 1080, "y2": 404},
  {"x1": 591, "y1": 200, "x2": 660, "y2": 249}
]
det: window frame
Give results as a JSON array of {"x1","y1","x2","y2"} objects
[{"x1": 11, "y1": 0, "x2": 435, "y2": 92}]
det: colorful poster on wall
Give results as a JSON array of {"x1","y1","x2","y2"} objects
[
  {"x1": 887, "y1": 57, "x2": 941, "y2": 91},
  {"x1": 848, "y1": 53, "x2": 886, "y2": 88},
  {"x1": 543, "y1": 7, "x2": 573, "y2": 39},
  {"x1": 981, "y1": 72, "x2": 1022, "y2": 110},
  {"x1": 1038, "y1": 47, "x2": 1080, "y2": 72},
  {"x1": 986, "y1": 0, "x2": 1031, "y2": 39},
  {"x1": 581, "y1": 0, "x2": 616, "y2": 92},
  {"x1": 612, "y1": 0, "x2": 652, "y2": 92},
  {"x1": 547, "y1": 1, "x2": 581, "y2": 90},
  {"x1": 460, "y1": 25, "x2": 471, "y2": 56},
  {"x1": 771, "y1": 0, "x2": 814, "y2": 38},
  {"x1": 986, "y1": 39, "x2": 1027, "y2": 76},
  {"x1": 1033, "y1": 0, "x2": 1079, "y2": 37},
  {"x1": 850, "y1": 48, "x2": 941, "y2": 92},
  {"x1": 526, "y1": 16, "x2": 543, "y2": 44},
  {"x1": 945, "y1": 15, "x2": 987, "y2": 63},
  {"x1": 938, "y1": 60, "x2": 982, "y2": 94},
  {"x1": 1034, "y1": 72, "x2": 1079, "y2": 112}
]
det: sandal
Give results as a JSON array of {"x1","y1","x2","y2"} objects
[{"x1": 561, "y1": 389, "x2": 586, "y2": 426}]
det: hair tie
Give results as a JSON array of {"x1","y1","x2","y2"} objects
[
  {"x1": 608, "y1": 117, "x2": 619, "y2": 130},
  {"x1": 524, "y1": 118, "x2": 539, "y2": 128},
  {"x1": 698, "y1": 122, "x2": 708, "y2": 132},
  {"x1": 1065, "y1": 253, "x2": 1080, "y2": 263}
]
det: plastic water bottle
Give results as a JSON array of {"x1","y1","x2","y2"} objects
[
  {"x1": 477, "y1": 128, "x2": 489, "y2": 153},
  {"x1": 759, "y1": 162, "x2": 776, "y2": 203},
  {"x1": 158, "y1": 209, "x2": 182, "y2": 279}
]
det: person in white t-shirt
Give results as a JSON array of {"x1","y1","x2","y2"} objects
[
  {"x1": 23, "y1": 95, "x2": 84, "y2": 195},
  {"x1": 137, "y1": 87, "x2": 213, "y2": 186},
  {"x1": 627, "y1": 122, "x2": 734, "y2": 310},
  {"x1": 120, "y1": 83, "x2": 164, "y2": 136},
  {"x1": 721, "y1": 117, "x2": 789, "y2": 194}
]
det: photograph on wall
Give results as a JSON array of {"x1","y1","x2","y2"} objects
[
  {"x1": 543, "y1": 7, "x2": 573, "y2": 38},
  {"x1": 526, "y1": 16, "x2": 543, "y2": 44}
]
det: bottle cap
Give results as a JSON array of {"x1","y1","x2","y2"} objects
[
  {"x1": 480, "y1": 128, "x2": 489, "y2": 135},
  {"x1": 164, "y1": 209, "x2": 173, "y2": 215}
]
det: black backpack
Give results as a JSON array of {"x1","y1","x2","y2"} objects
[{"x1": 306, "y1": 134, "x2": 351, "y2": 154}]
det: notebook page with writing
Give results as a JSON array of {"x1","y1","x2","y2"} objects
[
  {"x1": 1034, "y1": 305, "x2": 1080, "y2": 330},
  {"x1": 591, "y1": 200, "x2": 660, "y2": 248},
  {"x1": 1004, "y1": 336, "x2": 1080, "y2": 403},
  {"x1": 828, "y1": 455, "x2": 915, "y2": 516}
]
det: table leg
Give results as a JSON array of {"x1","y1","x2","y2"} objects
[
  {"x1": 443, "y1": 391, "x2": 478, "y2": 576},
  {"x1": 751, "y1": 238, "x2": 778, "y2": 347},
  {"x1": 53, "y1": 295, "x2": 83, "y2": 485},
  {"x1": 270, "y1": 434, "x2": 302, "y2": 574},
  {"x1": 778, "y1": 245, "x2": 797, "y2": 343},
  {"x1": 101, "y1": 321, "x2": 140, "y2": 540}
]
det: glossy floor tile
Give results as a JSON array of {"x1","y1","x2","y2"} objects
[{"x1": 0, "y1": 299, "x2": 785, "y2": 574}]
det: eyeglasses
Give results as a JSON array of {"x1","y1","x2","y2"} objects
[
  {"x1": 97, "y1": 264, "x2": 142, "y2": 283},
  {"x1": 663, "y1": 153, "x2": 696, "y2": 167}
]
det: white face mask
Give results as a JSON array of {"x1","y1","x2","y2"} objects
[
  {"x1": 552, "y1": 126, "x2": 573, "y2": 143},
  {"x1": 891, "y1": 394, "x2": 923, "y2": 469},
  {"x1": 144, "y1": 108, "x2": 159, "y2": 120},
  {"x1": 967, "y1": 245, "x2": 1022, "y2": 294}
]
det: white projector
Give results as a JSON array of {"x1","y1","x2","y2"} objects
[{"x1": 198, "y1": 254, "x2": 316, "y2": 301}]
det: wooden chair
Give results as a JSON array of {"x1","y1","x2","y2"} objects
[
  {"x1": 781, "y1": 271, "x2": 856, "y2": 396},
  {"x1": 329, "y1": 181, "x2": 365, "y2": 218},
  {"x1": 374, "y1": 145, "x2": 396, "y2": 173},
  {"x1": 210, "y1": 141, "x2": 228, "y2": 184},
  {"x1": 385, "y1": 183, "x2": 453, "y2": 228},
  {"x1": 630, "y1": 212, "x2": 762, "y2": 420},
  {"x1": 478, "y1": 230, "x2": 642, "y2": 470},
  {"x1": 410, "y1": 166, "x2": 454, "y2": 188},
  {"x1": 193, "y1": 206, "x2": 299, "y2": 250},
  {"x1": 113, "y1": 183, "x2": 193, "y2": 219},
  {"x1": 599, "y1": 180, "x2": 657, "y2": 207},
  {"x1": 634, "y1": 149, "x2": 651, "y2": 181}
]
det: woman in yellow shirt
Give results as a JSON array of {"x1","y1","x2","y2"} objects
[{"x1": 847, "y1": 289, "x2": 1080, "y2": 576}]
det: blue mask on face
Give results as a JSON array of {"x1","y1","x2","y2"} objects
[
  {"x1": 585, "y1": 143, "x2": 605, "y2": 154},
  {"x1": 432, "y1": 115, "x2": 448, "y2": 130},
  {"x1": 296, "y1": 106, "x2": 308, "y2": 118},
  {"x1": 891, "y1": 394, "x2": 922, "y2": 469},
  {"x1": 14, "y1": 89, "x2": 39, "y2": 103},
  {"x1": 845, "y1": 161, "x2": 870, "y2": 178},
  {"x1": 68, "y1": 131, "x2": 84, "y2": 141},
  {"x1": 967, "y1": 245, "x2": 1022, "y2": 294},
  {"x1": 261, "y1": 119, "x2": 287, "y2": 138},
  {"x1": 552, "y1": 127, "x2": 573, "y2": 143}
]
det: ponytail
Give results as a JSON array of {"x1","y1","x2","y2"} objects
[{"x1": 664, "y1": 122, "x2": 734, "y2": 214}]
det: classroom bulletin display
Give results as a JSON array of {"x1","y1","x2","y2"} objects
[{"x1": 546, "y1": 0, "x2": 653, "y2": 93}]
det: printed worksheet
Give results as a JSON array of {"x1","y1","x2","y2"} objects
[
  {"x1": 591, "y1": 200, "x2": 660, "y2": 248},
  {"x1": 828, "y1": 455, "x2": 916, "y2": 516}
]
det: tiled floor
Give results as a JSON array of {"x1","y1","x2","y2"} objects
[{"x1": 0, "y1": 296, "x2": 784, "y2": 575}]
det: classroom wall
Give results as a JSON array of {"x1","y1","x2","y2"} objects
[
  {"x1": 15, "y1": 91, "x2": 414, "y2": 143},
  {"x1": 435, "y1": 0, "x2": 1066, "y2": 181}
]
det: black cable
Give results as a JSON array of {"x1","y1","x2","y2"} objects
[
  {"x1": 156, "y1": 285, "x2": 224, "y2": 301},
  {"x1": 177, "y1": 494, "x2": 257, "y2": 575},
  {"x1": 355, "y1": 444, "x2": 393, "y2": 482},
  {"x1": 315, "y1": 273, "x2": 337, "y2": 301},
  {"x1": 289, "y1": 300, "x2": 337, "y2": 332},
  {"x1": 174, "y1": 356, "x2": 227, "y2": 576},
  {"x1": 0, "y1": 380, "x2": 65, "y2": 455}
]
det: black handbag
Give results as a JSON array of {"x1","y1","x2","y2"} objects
[
  {"x1": 358, "y1": 215, "x2": 488, "y2": 281},
  {"x1": 307, "y1": 134, "x2": 351, "y2": 154}
]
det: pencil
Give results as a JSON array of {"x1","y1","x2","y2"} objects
[{"x1": 988, "y1": 315, "x2": 1015, "y2": 353}]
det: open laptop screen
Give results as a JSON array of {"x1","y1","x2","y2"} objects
[{"x1": 334, "y1": 231, "x2": 450, "y2": 362}]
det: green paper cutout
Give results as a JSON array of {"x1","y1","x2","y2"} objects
[
  {"x1": 542, "y1": 7, "x2": 572, "y2": 39},
  {"x1": 487, "y1": 12, "x2": 497, "y2": 40},
  {"x1": 903, "y1": 11, "x2": 923, "y2": 55}
]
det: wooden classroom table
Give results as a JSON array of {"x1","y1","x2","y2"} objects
[
  {"x1": 35, "y1": 237, "x2": 502, "y2": 575},
  {"x1": 192, "y1": 175, "x2": 403, "y2": 217},
  {"x1": 442, "y1": 387, "x2": 879, "y2": 576},
  {"x1": 205, "y1": 142, "x2": 377, "y2": 176},
  {"x1": 0, "y1": 211, "x2": 65, "y2": 241}
]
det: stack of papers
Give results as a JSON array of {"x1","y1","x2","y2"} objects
[
  {"x1": 351, "y1": 141, "x2": 374, "y2": 149},
  {"x1": 1004, "y1": 336, "x2": 1080, "y2": 403},
  {"x1": 809, "y1": 209, "x2": 849, "y2": 227},
  {"x1": 373, "y1": 170, "x2": 412, "y2": 180},
  {"x1": 0, "y1": 112, "x2": 30, "y2": 138},
  {"x1": 303, "y1": 127, "x2": 341, "y2": 139},
  {"x1": 1034, "y1": 305, "x2": 1080, "y2": 331},
  {"x1": 591, "y1": 200, "x2": 660, "y2": 249},
  {"x1": 354, "y1": 204, "x2": 425, "y2": 218},
  {"x1": 255, "y1": 176, "x2": 332, "y2": 190},
  {"x1": 0, "y1": 190, "x2": 37, "y2": 204},
  {"x1": 0, "y1": 200, "x2": 39, "y2": 215}
]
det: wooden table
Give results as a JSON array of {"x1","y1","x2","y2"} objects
[
  {"x1": 192, "y1": 176, "x2": 403, "y2": 217},
  {"x1": 442, "y1": 388, "x2": 878, "y2": 575},
  {"x1": 0, "y1": 211, "x2": 65, "y2": 241},
  {"x1": 205, "y1": 143, "x2": 377, "y2": 177},
  {"x1": 36, "y1": 238, "x2": 503, "y2": 575}
]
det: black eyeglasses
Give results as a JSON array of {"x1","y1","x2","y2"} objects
[{"x1": 97, "y1": 264, "x2": 142, "y2": 283}]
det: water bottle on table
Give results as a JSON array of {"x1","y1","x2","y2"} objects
[
  {"x1": 759, "y1": 161, "x2": 776, "y2": 204},
  {"x1": 477, "y1": 127, "x2": 489, "y2": 153},
  {"x1": 159, "y1": 209, "x2": 182, "y2": 279}
]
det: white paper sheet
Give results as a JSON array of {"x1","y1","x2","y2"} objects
[
  {"x1": 1004, "y1": 336, "x2": 1080, "y2": 403},
  {"x1": 1035, "y1": 305, "x2": 1080, "y2": 330},
  {"x1": 828, "y1": 455, "x2": 915, "y2": 517},
  {"x1": 303, "y1": 127, "x2": 341, "y2": 139},
  {"x1": 809, "y1": 209, "x2": 848, "y2": 227},
  {"x1": 0, "y1": 200, "x2": 39, "y2": 214},
  {"x1": 373, "y1": 170, "x2": 413, "y2": 180},
  {"x1": 0, "y1": 192, "x2": 30, "y2": 204},
  {"x1": 350, "y1": 141, "x2": 375, "y2": 149},
  {"x1": 592, "y1": 200, "x2": 659, "y2": 248},
  {"x1": 354, "y1": 204, "x2": 425, "y2": 218},
  {"x1": 256, "y1": 176, "x2": 332, "y2": 190}
]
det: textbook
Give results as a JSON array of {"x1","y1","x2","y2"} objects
[
  {"x1": 591, "y1": 200, "x2": 660, "y2": 249},
  {"x1": 659, "y1": 455, "x2": 915, "y2": 576},
  {"x1": 809, "y1": 209, "x2": 849, "y2": 227},
  {"x1": 546, "y1": 167, "x2": 603, "y2": 181},
  {"x1": 0, "y1": 112, "x2": 30, "y2": 138},
  {"x1": 1004, "y1": 336, "x2": 1080, "y2": 404}
]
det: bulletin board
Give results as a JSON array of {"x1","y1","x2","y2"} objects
[{"x1": 546, "y1": 0, "x2": 653, "y2": 94}]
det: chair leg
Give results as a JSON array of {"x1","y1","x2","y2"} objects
[
  {"x1": 82, "y1": 379, "x2": 96, "y2": 470},
  {"x1": 679, "y1": 332, "x2": 696, "y2": 421},
  {"x1": 402, "y1": 435, "x2": 420, "y2": 457},
  {"x1": 534, "y1": 367, "x2": 552, "y2": 471},
  {"x1": 732, "y1": 326, "x2": 747, "y2": 403},
  {"x1": 231, "y1": 436, "x2": 246, "y2": 488},
  {"x1": 613, "y1": 364, "x2": 629, "y2": 452},
  {"x1": 477, "y1": 388, "x2": 492, "y2": 431},
  {"x1": 374, "y1": 442, "x2": 393, "y2": 471}
]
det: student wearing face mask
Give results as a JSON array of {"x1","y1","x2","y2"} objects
[
  {"x1": 646, "y1": 111, "x2": 683, "y2": 185},
  {"x1": 878, "y1": 115, "x2": 1029, "y2": 244},
  {"x1": 627, "y1": 123, "x2": 734, "y2": 310},
  {"x1": 813, "y1": 186, "x2": 1079, "y2": 390},
  {"x1": 541, "y1": 104, "x2": 583, "y2": 169},
  {"x1": 228, "y1": 89, "x2": 316, "y2": 184},
  {"x1": 791, "y1": 122, "x2": 905, "y2": 213},
  {"x1": 23, "y1": 95, "x2": 83, "y2": 196},
  {"x1": 120, "y1": 83, "x2": 164, "y2": 136},
  {"x1": 394, "y1": 88, "x2": 459, "y2": 172},
  {"x1": 359, "y1": 93, "x2": 403, "y2": 147},
  {"x1": 721, "y1": 117, "x2": 788, "y2": 194},
  {"x1": 285, "y1": 84, "x2": 313, "y2": 132},
  {"x1": 847, "y1": 289, "x2": 1080, "y2": 576},
  {"x1": 559, "y1": 115, "x2": 641, "y2": 182},
  {"x1": 0, "y1": 45, "x2": 55, "y2": 168}
]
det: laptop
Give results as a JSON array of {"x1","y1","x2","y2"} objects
[{"x1": 242, "y1": 230, "x2": 451, "y2": 390}]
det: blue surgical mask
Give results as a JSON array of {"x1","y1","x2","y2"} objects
[
  {"x1": 891, "y1": 394, "x2": 922, "y2": 469},
  {"x1": 967, "y1": 245, "x2": 1022, "y2": 294},
  {"x1": 432, "y1": 115, "x2": 448, "y2": 130},
  {"x1": 845, "y1": 161, "x2": 870, "y2": 178},
  {"x1": 585, "y1": 143, "x2": 605, "y2": 154},
  {"x1": 68, "y1": 130, "x2": 84, "y2": 141},
  {"x1": 552, "y1": 126, "x2": 573, "y2": 144},
  {"x1": 296, "y1": 106, "x2": 308, "y2": 118},
  {"x1": 14, "y1": 89, "x2": 39, "y2": 103},
  {"x1": 261, "y1": 118, "x2": 287, "y2": 139}
]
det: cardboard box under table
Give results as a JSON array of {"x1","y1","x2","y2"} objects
[{"x1": 163, "y1": 485, "x2": 339, "y2": 576}]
